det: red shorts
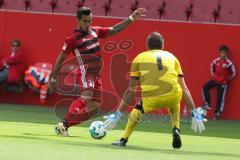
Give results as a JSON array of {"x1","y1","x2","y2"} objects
[{"x1": 77, "y1": 73, "x2": 102, "y2": 102}]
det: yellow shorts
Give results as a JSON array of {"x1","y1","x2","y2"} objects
[{"x1": 141, "y1": 91, "x2": 182, "y2": 113}]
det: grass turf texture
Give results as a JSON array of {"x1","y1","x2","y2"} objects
[{"x1": 0, "y1": 103, "x2": 240, "y2": 160}]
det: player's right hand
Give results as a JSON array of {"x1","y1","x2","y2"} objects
[
  {"x1": 131, "y1": 8, "x2": 146, "y2": 20},
  {"x1": 191, "y1": 107, "x2": 207, "y2": 132},
  {"x1": 103, "y1": 111, "x2": 123, "y2": 130}
]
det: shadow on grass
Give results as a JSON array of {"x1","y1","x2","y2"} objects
[
  {"x1": 1, "y1": 134, "x2": 239, "y2": 158},
  {"x1": 1, "y1": 104, "x2": 240, "y2": 140},
  {"x1": 22, "y1": 132, "x2": 80, "y2": 138}
]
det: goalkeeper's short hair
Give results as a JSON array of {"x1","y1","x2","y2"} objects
[{"x1": 147, "y1": 32, "x2": 164, "y2": 50}]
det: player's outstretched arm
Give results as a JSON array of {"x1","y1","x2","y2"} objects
[
  {"x1": 118, "y1": 77, "x2": 139, "y2": 112},
  {"x1": 178, "y1": 77, "x2": 207, "y2": 132},
  {"x1": 103, "y1": 77, "x2": 139, "y2": 130},
  {"x1": 107, "y1": 8, "x2": 146, "y2": 36},
  {"x1": 178, "y1": 77, "x2": 195, "y2": 112},
  {"x1": 48, "y1": 51, "x2": 68, "y2": 91}
]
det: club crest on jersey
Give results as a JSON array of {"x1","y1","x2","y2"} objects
[{"x1": 223, "y1": 64, "x2": 227, "y2": 68}]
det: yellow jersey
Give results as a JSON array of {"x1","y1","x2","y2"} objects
[{"x1": 130, "y1": 49, "x2": 183, "y2": 108}]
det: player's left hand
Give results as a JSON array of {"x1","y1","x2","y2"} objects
[
  {"x1": 130, "y1": 8, "x2": 146, "y2": 20},
  {"x1": 191, "y1": 107, "x2": 207, "y2": 132},
  {"x1": 103, "y1": 111, "x2": 123, "y2": 130}
]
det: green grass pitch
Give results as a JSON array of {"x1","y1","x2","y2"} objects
[{"x1": 0, "y1": 103, "x2": 240, "y2": 160}]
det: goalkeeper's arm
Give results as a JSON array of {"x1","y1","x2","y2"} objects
[
  {"x1": 178, "y1": 77, "x2": 196, "y2": 112},
  {"x1": 103, "y1": 77, "x2": 139, "y2": 130},
  {"x1": 179, "y1": 77, "x2": 207, "y2": 132},
  {"x1": 117, "y1": 77, "x2": 139, "y2": 113}
]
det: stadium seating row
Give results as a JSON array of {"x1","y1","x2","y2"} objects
[{"x1": 0, "y1": 0, "x2": 239, "y2": 24}]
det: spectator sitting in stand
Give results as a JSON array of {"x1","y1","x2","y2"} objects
[{"x1": 0, "y1": 39, "x2": 24, "y2": 85}]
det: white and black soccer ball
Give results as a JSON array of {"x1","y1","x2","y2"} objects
[{"x1": 89, "y1": 121, "x2": 107, "y2": 139}]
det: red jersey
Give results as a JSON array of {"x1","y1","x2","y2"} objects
[
  {"x1": 62, "y1": 26, "x2": 110, "y2": 75},
  {"x1": 0, "y1": 51, "x2": 24, "y2": 84},
  {"x1": 210, "y1": 57, "x2": 236, "y2": 84}
]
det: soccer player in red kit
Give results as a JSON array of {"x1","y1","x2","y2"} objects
[
  {"x1": 49, "y1": 7, "x2": 146, "y2": 136},
  {"x1": 201, "y1": 45, "x2": 236, "y2": 120}
]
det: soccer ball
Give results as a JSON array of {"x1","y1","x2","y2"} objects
[{"x1": 89, "y1": 121, "x2": 107, "y2": 139}]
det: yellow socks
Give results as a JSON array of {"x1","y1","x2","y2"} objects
[
  {"x1": 122, "y1": 108, "x2": 143, "y2": 139},
  {"x1": 168, "y1": 103, "x2": 180, "y2": 129}
]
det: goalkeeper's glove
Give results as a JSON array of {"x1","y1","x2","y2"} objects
[
  {"x1": 103, "y1": 111, "x2": 122, "y2": 130},
  {"x1": 191, "y1": 107, "x2": 207, "y2": 133}
]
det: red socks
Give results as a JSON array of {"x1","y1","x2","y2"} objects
[{"x1": 64, "y1": 98, "x2": 91, "y2": 128}]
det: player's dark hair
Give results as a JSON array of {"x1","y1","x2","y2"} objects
[
  {"x1": 77, "y1": 7, "x2": 92, "y2": 20},
  {"x1": 219, "y1": 45, "x2": 229, "y2": 52},
  {"x1": 11, "y1": 39, "x2": 21, "y2": 46},
  {"x1": 147, "y1": 32, "x2": 164, "y2": 50}
]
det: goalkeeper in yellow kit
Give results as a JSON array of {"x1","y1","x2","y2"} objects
[{"x1": 103, "y1": 32, "x2": 206, "y2": 149}]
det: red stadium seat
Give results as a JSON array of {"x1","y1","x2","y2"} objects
[
  {"x1": 28, "y1": 0, "x2": 52, "y2": 13},
  {"x1": 190, "y1": 0, "x2": 218, "y2": 23},
  {"x1": 2, "y1": 0, "x2": 25, "y2": 11},
  {"x1": 161, "y1": 0, "x2": 190, "y2": 21},
  {"x1": 107, "y1": 0, "x2": 135, "y2": 17},
  {"x1": 1, "y1": 0, "x2": 240, "y2": 24},
  {"x1": 1, "y1": 0, "x2": 57, "y2": 13},
  {"x1": 138, "y1": 0, "x2": 163, "y2": 19},
  {"x1": 54, "y1": 0, "x2": 78, "y2": 14},
  {"x1": 217, "y1": 0, "x2": 240, "y2": 24},
  {"x1": 83, "y1": 0, "x2": 109, "y2": 16}
]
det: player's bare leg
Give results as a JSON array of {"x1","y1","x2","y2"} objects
[
  {"x1": 86, "y1": 101, "x2": 100, "y2": 115},
  {"x1": 55, "y1": 90, "x2": 99, "y2": 136}
]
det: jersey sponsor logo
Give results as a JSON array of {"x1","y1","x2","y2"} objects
[
  {"x1": 86, "y1": 42, "x2": 100, "y2": 50},
  {"x1": 82, "y1": 38, "x2": 89, "y2": 42},
  {"x1": 77, "y1": 37, "x2": 98, "y2": 49}
]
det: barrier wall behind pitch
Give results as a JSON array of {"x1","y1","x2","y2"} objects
[{"x1": 0, "y1": 11, "x2": 239, "y2": 120}]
